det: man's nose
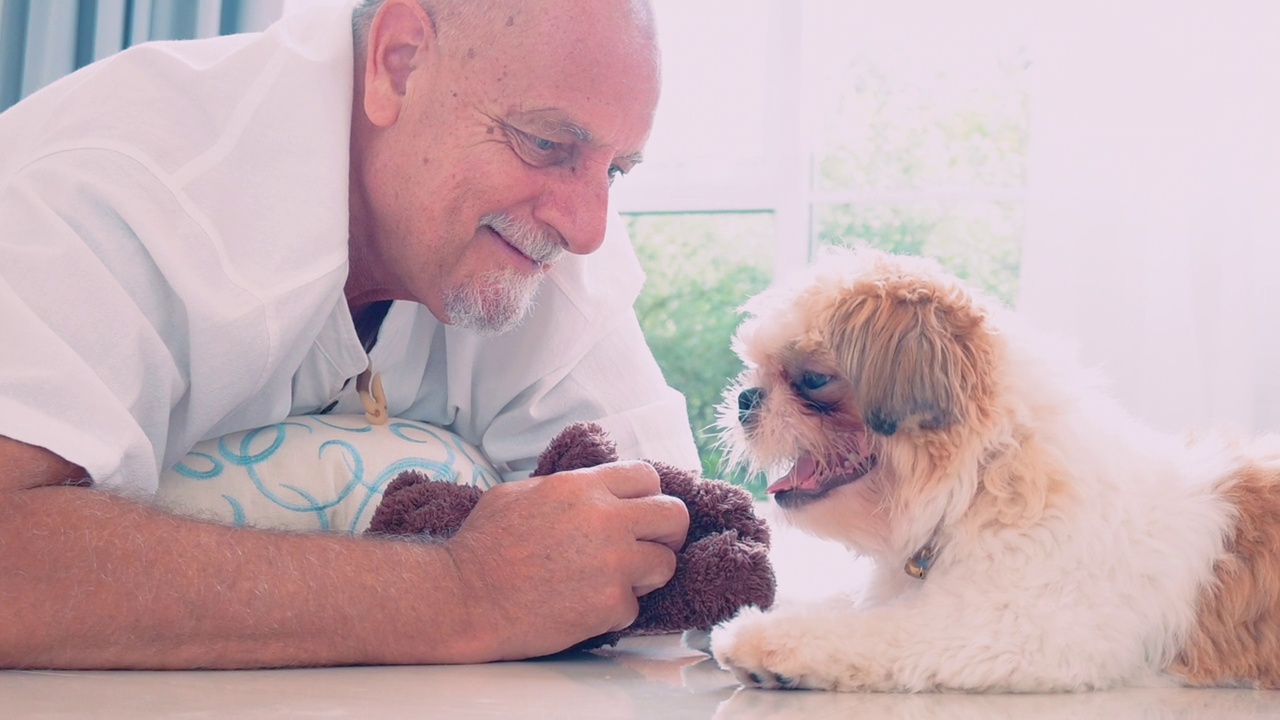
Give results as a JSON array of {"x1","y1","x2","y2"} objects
[{"x1": 532, "y1": 166, "x2": 611, "y2": 256}]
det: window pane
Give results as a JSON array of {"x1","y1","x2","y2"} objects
[
  {"x1": 612, "y1": 0, "x2": 779, "y2": 214},
  {"x1": 815, "y1": 202, "x2": 1024, "y2": 306},
  {"x1": 627, "y1": 212, "x2": 773, "y2": 489},
  {"x1": 812, "y1": 54, "x2": 1031, "y2": 193},
  {"x1": 805, "y1": 1, "x2": 1032, "y2": 193}
]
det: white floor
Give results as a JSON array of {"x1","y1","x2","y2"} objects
[
  {"x1": 4, "y1": 504, "x2": 1280, "y2": 718},
  {"x1": 759, "y1": 501, "x2": 873, "y2": 602}
]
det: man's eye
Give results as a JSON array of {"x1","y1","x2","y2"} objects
[
  {"x1": 515, "y1": 130, "x2": 567, "y2": 164},
  {"x1": 529, "y1": 135, "x2": 558, "y2": 153},
  {"x1": 607, "y1": 164, "x2": 626, "y2": 185}
]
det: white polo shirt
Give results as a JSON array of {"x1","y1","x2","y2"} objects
[{"x1": 0, "y1": 1, "x2": 698, "y2": 496}]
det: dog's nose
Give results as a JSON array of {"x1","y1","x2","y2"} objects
[{"x1": 738, "y1": 387, "x2": 765, "y2": 427}]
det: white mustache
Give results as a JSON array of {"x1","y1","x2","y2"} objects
[{"x1": 480, "y1": 213, "x2": 565, "y2": 266}]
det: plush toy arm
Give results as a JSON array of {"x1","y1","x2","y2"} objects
[
  {"x1": 631, "y1": 531, "x2": 775, "y2": 635},
  {"x1": 532, "y1": 422, "x2": 619, "y2": 476},
  {"x1": 365, "y1": 470, "x2": 481, "y2": 538},
  {"x1": 654, "y1": 463, "x2": 771, "y2": 549}
]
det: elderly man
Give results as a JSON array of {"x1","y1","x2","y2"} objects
[{"x1": 0, "y1": 0, "x2": 696, "y2": 668}]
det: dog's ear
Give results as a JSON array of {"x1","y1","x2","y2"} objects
[{"x1": 826, "y1": 277, "x2": 992, "y2": 436}]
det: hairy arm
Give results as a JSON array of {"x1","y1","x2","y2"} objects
[{"x1": 0, "y1": 435, "x2": 686, "y2": 669}]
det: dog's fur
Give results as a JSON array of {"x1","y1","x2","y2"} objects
[{"x1": 709, "y1": 247, "x2": 1280, "y2": 692}]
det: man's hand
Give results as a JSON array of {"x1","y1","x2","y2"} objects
[{"x1": 443, "y1": 460, "x2": 690, "y2": 660}]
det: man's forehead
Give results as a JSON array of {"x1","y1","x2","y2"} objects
[{"x1": 452, "y1": 1, "x2": 661, "y2": 162}]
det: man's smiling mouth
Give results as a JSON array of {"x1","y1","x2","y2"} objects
[{"x1": 480, "y1": 215, "x2": 564, "y2": 270}]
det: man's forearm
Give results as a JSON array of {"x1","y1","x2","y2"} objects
[
  {"x1": 1, "y1": 433, "x2": 685, "y2": 669},
  {"x1": 0, "y1": 485, "x2": 481, "y2": 669}
]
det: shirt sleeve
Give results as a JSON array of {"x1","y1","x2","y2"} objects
[
  {"x1": 0, "y1": 150, "x2": 194, "y2": 494},
  {"x1": 0, "y1": 148, "x2": 280, "y2": 496}
]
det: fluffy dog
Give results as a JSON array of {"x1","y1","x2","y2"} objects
[{"x1": 709, "y1": 247, "x2": 1280, "y2": 692}]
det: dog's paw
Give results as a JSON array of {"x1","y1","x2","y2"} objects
[{"x1": 710, "y1": 606, "x2": 857, "y2": 691}]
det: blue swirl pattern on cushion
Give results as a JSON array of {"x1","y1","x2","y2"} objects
[{"x1": 156, "y1": 415, "x2": 501, "y2": 533}]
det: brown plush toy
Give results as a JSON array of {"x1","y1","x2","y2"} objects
[{"x1": 366, "y1": 421, "x2": 776, "y2": 651}]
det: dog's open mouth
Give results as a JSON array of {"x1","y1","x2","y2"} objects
[{"x1": 767, "y1": 452, "x2": 877, "y2": 507}]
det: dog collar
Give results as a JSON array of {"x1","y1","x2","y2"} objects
[{"x1": 904, "y1": 526, "x2": 942, "y2": 580}]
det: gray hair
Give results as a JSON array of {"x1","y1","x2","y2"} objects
[{"x1": 350, "y1": 0, "x2": 385, "y2": 54}]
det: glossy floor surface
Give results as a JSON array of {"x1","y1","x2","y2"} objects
[
  {"x1": 5, "y1": 508, "x2": 1280, "y2": 718},
  {"x1": 6, "y1": 635, "x2": 1280, "y2": 719}
]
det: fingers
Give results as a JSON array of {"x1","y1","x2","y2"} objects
[
  {"x1": 608, "y1": 542, "x2": 677, "y2": 632},
  {"x1": 628, "y1": 494, "x2": 688, "y2": 552},
  {"x1": 630, "y1": 540, "x2": 678, "y2": 597},
  {"x1": 608, "y1": 593, "x2": 642, "y2": 633},
  {"x1": 594, "y1": 460, "x2": 661, "y2": 499},
  {"x1": 449, "y1": 461, "x2": 692, "y2": 650},
  {"x1": 581, "y1": 461, "x2": 689, "y2": 552}
]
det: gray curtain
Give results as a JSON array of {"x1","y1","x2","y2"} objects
[{"x1": 0, "y1": 0, "x2": 285, "y2": 112}]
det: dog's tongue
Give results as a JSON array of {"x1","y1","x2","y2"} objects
[{"x1": 767, "y1": 454, "x2": 821, "y2": 494}]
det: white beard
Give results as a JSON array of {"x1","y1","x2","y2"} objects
[{"x1": 442, "y1": 266, "x2": 544, "y2": 336}]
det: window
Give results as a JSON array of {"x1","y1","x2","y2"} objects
[
  {"x1": 0, "y1": 0, "x2": 285, "y2": 111},
  {"x1": 623, "y1": 0, "x2": 1032, "y2": 484}
]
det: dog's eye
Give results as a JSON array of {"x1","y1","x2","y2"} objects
[{"x1": 798, "y1": 371, "x2": 832, "y2": 391}]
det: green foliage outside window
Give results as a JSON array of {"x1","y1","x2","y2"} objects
[
  {"x1": 814, "y1": 52, "x2": 1030, "y2": 307},
  {"x1": 628, "y1": 213, "x2": 773, "y2": 494},
  {"x1": 816, "y1": 202, "x2": 1024, "y2": 307},
  {"x1": 814, "y1": 54, "x2": 1031, "y2": 193}
]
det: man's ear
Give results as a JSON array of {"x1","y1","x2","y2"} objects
[{"x1": 361, "y1": 0, "x2": 437, "y2": 128}]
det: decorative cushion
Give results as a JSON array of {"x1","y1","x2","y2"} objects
[{"x1": 155, "y1": 415, "x2": 500, "y2": 534}]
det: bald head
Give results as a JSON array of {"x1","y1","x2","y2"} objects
[{"x1": 353, "y1": 0, "x2": 659, "y2": 71}]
